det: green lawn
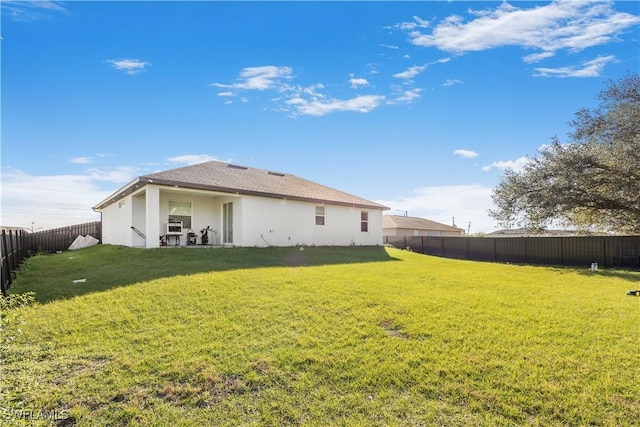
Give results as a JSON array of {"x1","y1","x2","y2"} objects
[{"x1": 2, "y1": 245, "x2": 639, "y2": 426}]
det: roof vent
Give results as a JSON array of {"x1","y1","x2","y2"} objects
[
  {"x1": 268, "y1": 171, "x2": 285, "y2": 177},
  {"x1": 227, "y1": 164, "x2": 248, "y2": 170}
]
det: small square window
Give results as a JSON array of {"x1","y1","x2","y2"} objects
[{"x1": 315, "y1": 206, "x2": 325, "y2": 226}]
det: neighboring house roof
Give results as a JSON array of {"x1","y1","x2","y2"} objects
[
  {"x1": 383, "y1": 215, "x2": 464, "y2": 233},
  {"x1": 94, "y1": 160, "x2": 389, "y2": 211}
]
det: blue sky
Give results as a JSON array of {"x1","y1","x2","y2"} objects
[{"x1": 2, "y1": 1, "x2": 639, "y2": 233}]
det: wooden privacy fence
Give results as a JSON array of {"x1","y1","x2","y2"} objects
[
  {"x1": 29, "y1": 221, "x2": 102, "y2": 254},
  {"x1": 385, "y1": 235, "x2": 640, "y2": 269},
  {"x1": 1, "y1": 221, "x2": 102, "y2": 296},
  {"x1": 1, "y1": 229, "x2": 29, "y2": 297}
]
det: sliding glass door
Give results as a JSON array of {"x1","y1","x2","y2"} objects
[{"x1": 223, "y1": 202, "x2": 233, "y2": 244}]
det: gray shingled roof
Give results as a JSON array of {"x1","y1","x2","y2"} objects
[
  {"x1": 383, "y1": 215, "x2": 463, "y2": 232},
  {"x1": 94, "y1": 160, "x2": 388, "y2": 210}
]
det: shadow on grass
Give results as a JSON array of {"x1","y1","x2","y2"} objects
[
  {"x1": 574, "y1": 268, "x2": 640, "y2": 283},
  {"x1": 10, "y1": 244, "x2": 401, "y2": 304},
  {"x1": 504, "y1": 262, "x2": 640, "y2": 283}
]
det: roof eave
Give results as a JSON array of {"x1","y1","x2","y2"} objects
[{"x1": 92, "y1": 177, "x2": 146, "y2": 211}]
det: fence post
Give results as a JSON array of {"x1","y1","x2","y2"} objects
[
  {"x1": 1, "y1": 230, "x2": 9, "y2": 296},
  {"x1": 7, "y1": 231, "x2": 15, "y2": 278},
  {"x1": 466, "y1": 237, "x2": 470, "y2": 260}
]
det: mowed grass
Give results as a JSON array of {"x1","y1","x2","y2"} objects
[{"x1": 2, "y1": 245, "x2": 639, "y2": 426}]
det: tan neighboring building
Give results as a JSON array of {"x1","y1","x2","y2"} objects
[{"x1": 383, "y1": 215, "x2": 465, "y2": 237}]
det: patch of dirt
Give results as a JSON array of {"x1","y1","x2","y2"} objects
[
  {"x1": 380, "y1": 320, "x2": 409, "y2": 339},
  {"x1": 251, "y1": 359, "x2": 273, "y2": 375},
  {"x1": 53, "y1": 357, "x2": 110, "y2": 386},
  {"x1": 156, "y1": 374, "x2": 253, "y2": 407}
]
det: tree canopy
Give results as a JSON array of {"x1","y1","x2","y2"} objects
[{"x1": 490, "y1": 73, "x2": 640, "y2": 234}]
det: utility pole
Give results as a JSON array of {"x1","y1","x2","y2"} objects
[{"x1": 467, "y1": 221, "x2": 471, "y2": 235}]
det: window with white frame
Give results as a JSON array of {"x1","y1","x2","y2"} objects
[
  {"x1": 169, "y1": 201, "x2": 192, "y2": 228},
  {"x1": 361, "y1": 211, "x2": 369, "y2": 232},
  {"x1": 315, "y1": 206, "x2": 325, "y2": 225}
]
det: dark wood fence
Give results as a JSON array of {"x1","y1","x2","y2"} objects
[
  {"x1": 1, "y1": 229, "x2": 29, "y2": 296},
  {"x1": 1, "y1": 221, "x2": 102, "y2": 296},
  {"x1": 29, "y1": 221, "x2": 102, "y2": 254},
  {"x1": 384, "y1": 235, "x2": 640, "y2": 269}
]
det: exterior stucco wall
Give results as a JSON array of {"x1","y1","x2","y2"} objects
[
  {"x1": 131, "y1": 193, "x2": 146, "y2": 247},
  {"x1": 240, "y1": 196, "x2": 383, "y2": 247},
  {"x1": 101, "y1": 195, "x2": 133, "y2": 246}
]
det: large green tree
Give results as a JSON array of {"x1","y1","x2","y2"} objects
[{"x1": 490, "y1": 73, "x2": 640, "y2": 234}]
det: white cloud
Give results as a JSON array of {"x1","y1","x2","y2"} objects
[
  {"x1": 454, "y1": 149, "x2": 479, "y2": 159},
  {"x1": 86, "y1": 166, "x2": 139, "y2": 182},
  {"x1": 380, "y1": 44, "x2": 399, "y2": 50},
  {"x1": 349, "y1": 78, "x2": 370, "y2": 88},
  {"x1": 388, "y1": 88, "x2": 422, "y2": 105},
  {"x1": 393, "y1": 64, "x2": 427, "y2": 80},
  {"x1": 534, "y1": 55, "x2": 617, "y2": 78},
  {"x1": 442, "y1": 79, "x2": 462, "y2": 87},
  {"x1": 216, "y1": 62, "x2": 439, "y2": 116},
  {"x1": 105, "y1": 59, "x2": 151, "y2": 75},
  {"x1": 0, "y1": 169, "x2": 118, "y2": 229},
  {"x1": 485, "y1": 157, "x2": 530, "y2": 173},
  {"x1": 212, "y1": 66, "x2": 293, "y2": 91},
  {"x1": 69, "y1": 156, "x2": 93, "y2": 164},
  {"x1": 167, "y1": 155, "x2": 223, "y2": 165},
  {"x1": 376, "y1": 184, "x2": 498, "y2": 233},
  {"x1": 391, "y1": 15, "x2": 431, "y2": 31},
  {"x1": 285, "y1": 94, "x2": 385, "y2": 117},
  {"x1": 1, "y1": 1, "x2": 67, "y2": 22},
  {"x1": 522, "y1": 51, "x2": 556, "y2": 63},
  {"x1": 403, "y1": 1, "x2": 640, "y2": 60},
  {"x1": 393, "y1": 58, "x2": 450, "y2": 80}
]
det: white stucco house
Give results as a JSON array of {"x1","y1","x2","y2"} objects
[{"x1": 93, "y1": 160, "x2": 389, "y2": 248}]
